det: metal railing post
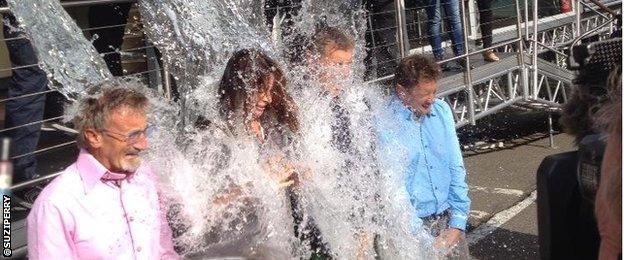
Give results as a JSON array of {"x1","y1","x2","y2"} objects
[
  {"x1": 532, "y1": 0, "x2": 539, "y2": 99},
  {"x1": 524, "y1": 0, "x2": 529, "y2": 38},
  {"x1": 468, "y1": 0, "x2": 478, "y2": 38},
  {"x1": 460, "y1": 0, "x2": 476, "y2": 125},
  {"x1": 394, "y1": 0, "x2": 410, "y2": 58},
  {"x1": 507, "y1": 72, "x2": 514, "y2": 99},
  {"x1": 575, "y1": 0, "x2": 582, "y2": 38},
  {"x1": 162, "y1": 57, "x2": 172, "y2": 100},
  {"x1": 514, "y1": 0, "x2": 528, "y2": 100},
  {"x1": 548, "y1": 110, "x2": 555, "y2": 148}
]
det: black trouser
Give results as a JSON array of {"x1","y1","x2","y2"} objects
[
  {"x1": 2, "y1": 12, "x2": 47, "y2": 184},
  {"x1": 476, "y1": 0, "x2": 494, "y2": 48},
  {"x1": 286, "y1": 186, "x2": 332, "y2": 257},
  {"x1": 88, "y1": 4, "x2": 132, "y2": 76}
]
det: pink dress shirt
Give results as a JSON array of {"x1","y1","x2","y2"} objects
[{"x1": 27, "y1": 149, "x2": 179, "y2": 260}]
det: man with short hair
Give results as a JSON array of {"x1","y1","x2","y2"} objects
[
  {"x1": 287, "y1": 26, "x2": 359, "y2": 257},
  {"x1": 307, "y1": 26, "x2": 356, "y2": 98},
  {"x1": 305, "y1": 26, "x2": 382, "y2": 258},
  {"x1": 376, "y1": 54, "x2": 471, "y2": 259},
  {"x1": 305, "y1": 26, "x2": 357, "y2": 154},
  {"x1": 27, "y1": 84, "x2": 178, "y2": 259}
]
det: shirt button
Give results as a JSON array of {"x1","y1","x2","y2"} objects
[
  {"x1": 429, "y1": 166, "x2": 433, "y2": 169},
  {"x1": 129, "y1": 216, "x2": 134, "y2": 222},
  {"x1": 136, "y1": 247, "x2": 142, "y2": 252}
]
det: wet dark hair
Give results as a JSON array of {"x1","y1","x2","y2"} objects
[
  {"x1": 394, "y1": 54, "x2": 441, "y2": 89},
  {"x1": 218, "y1": 49, "x2": 299, "y2": 133}
]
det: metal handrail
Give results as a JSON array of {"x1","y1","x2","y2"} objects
[
  {"x1": 579, "y1": 0, "x2": 612, "y2": 20},
  {"x1": 437, "y1": 39, "x2": 522, "y2": 64},
  {"x1": 535, "y1": 41, "x2": 569, "y2": 56},
  {"x1": 0, "y1": 0, "x2": 137, "y2": 14},
  {"x1": 570, "y1": 16, "x2": 617, "y2": 47},
  {"x1": 582, "y1": 0, "x2": 619, "y2": 16}
]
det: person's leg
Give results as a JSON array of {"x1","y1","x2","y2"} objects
[
  {"x1": 2, "y1": 14, "x2": 47, "y2": 184},
  {"x1": 425, "y1": 0, "x2": 444, "y2": 60},
  {"x1": 476, "y1": 0, "x2": 499, "y2": 62},
  {"x1": 476, "y1": 0, "x2": 493, "y2": 48},
  {"x1": 88, "y1": 4, "x2": 132, "y2": 76},
  {"x1": 441, "y1": 0, "x2": 465, "y2": 57}
]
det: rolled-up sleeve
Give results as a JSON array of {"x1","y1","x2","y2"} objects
[
  {"x1": 441, "y1": 103, "x2": 471, "y2": 230},
  {"x1": 27, "y1": 201, "x2": 75, "y2": 260}
]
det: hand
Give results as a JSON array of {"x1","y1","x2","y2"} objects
[
  {"x1": 434, "y1": 228, "x2": 463, "y2": 251},
  {"x1": 356, "y1": 232, "x2": 374, "y2": 260},
  {"x1": 263, "y1": 156, "x2": 296, "y2": 187},
  {"x1": 213, "y1": 186, "x2": 243, "y2": 205}
]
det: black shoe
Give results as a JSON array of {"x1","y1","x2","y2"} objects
[
  {"x1": 13, "y1": 186, "x2": 43, "y2": 208},
  {"x1": 457, "y1": 59, "x2": 475, "y2": 71},
  {"x1": 440, "y1": 60, "x2": 463, "y2": 72},
  {"x1": 439, "y1": 62, "x2": 454, "y2": 71}
]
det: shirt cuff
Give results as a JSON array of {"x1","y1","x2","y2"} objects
[
  {"x1": 449, "y1": 211, "x2": 468, "y2": 231},
  {"x1": 411, "y1": 214, "x2": 424, "y2": 234}
]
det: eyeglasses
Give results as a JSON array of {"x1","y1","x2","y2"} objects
[{"x1": 101, "y1": 125, "x2": 153, "y2": 144}]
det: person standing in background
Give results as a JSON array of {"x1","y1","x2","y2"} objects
[
  {"x1": 476, "y1": 0, "x2": 500, "y2": 62},
  {"x1": 1, "y1": 1, "x2": 47, "y2": 203},
  {"x1": 88, "y1": 3, "x2": 132, "y2": 76}
]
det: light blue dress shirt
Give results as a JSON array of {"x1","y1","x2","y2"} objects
[{"x1": 376, "y1": 96, "x2": 471, "y2": 231}]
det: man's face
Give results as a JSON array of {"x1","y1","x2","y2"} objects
[
  {"x1": 87, "y1": 107, "x2": 149, "y2": 174},
  {"x1": 397, "y1": 80, "x2": 438, "y2": 115},
  {"x1": 316, "y1": 47, "x2": 354, "y2": 97}
]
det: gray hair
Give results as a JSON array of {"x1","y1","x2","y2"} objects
[{"x1": 73, "y1": 81, "x2": 149, "y2": 148}]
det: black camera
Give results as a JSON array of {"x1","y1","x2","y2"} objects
[{"x1": 537, "y1": 37, "x2": 621, "y2": 260}]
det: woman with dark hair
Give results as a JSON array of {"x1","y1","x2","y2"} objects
[
  {"x1": 218, "y1": 48, "x2": 299, "y2": 144},
  {"x1": 219, "y1": 49, "x2": 334, "y2": 259},
  {"x1": 170, "y1": 49, "x2": 303, "y2": 259}
]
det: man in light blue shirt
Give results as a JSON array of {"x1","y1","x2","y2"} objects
[{"x1": 376, "y1": 54, "x2": 470, "y2": 258}]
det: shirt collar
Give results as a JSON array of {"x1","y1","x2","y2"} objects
[{"x1": 75, "y1": 149, "x2": 132, "y2": 193}]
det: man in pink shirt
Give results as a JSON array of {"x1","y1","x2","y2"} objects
[{"x1": 27, "y1": 84, "x2": 178, "y2": 259}]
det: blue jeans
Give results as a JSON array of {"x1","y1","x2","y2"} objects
[
  {"x1": 3, "y1": 15, "x2": 47, "y2": 184},
  {"x1": 426, "y1": 0, "x2": 465, "y2": 60}
]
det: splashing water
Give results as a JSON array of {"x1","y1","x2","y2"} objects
[
  {"x1": 8, "y1": 0, "x2": 437, "y2": 258},
  {"x1": 7, "y1": 0, "x2": 112, "y2": 101},
  {"x1": 139, "y1": 0, "x2": 275, "y2": 125}
]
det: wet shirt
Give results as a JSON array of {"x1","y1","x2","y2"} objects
[
  {"x1": 172, "y1": 123, "x2": 297, "y2": 259},
  {"x1": 27, "y1": 149, "x2": 178, "y2": 260},
  {"x1": 376, "y1": 97, "x2": 470, "y2": 231}
]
